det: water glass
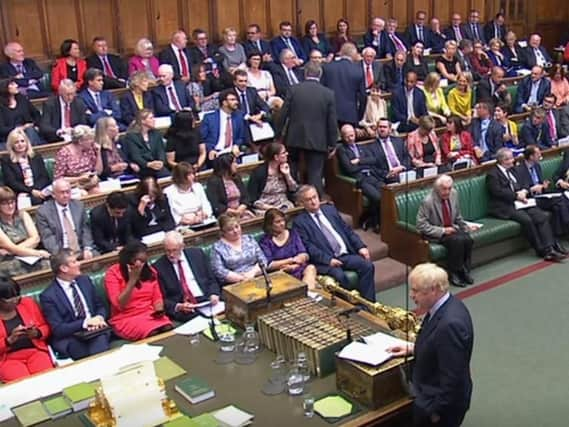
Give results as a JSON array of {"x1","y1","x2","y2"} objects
[
  {"x1": 303, "y1": 395, "x2": 315, "y2": 418},
  {"x1": 219, "y1": 330, "x2": 236, "y2": 352},
  {"x1": 189, "y1": 333, "x2": 200, "y2": 345},
  {"x1": 287, "y1": 367, "x2": 304, "y2": 396}
]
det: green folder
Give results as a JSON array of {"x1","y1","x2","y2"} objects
[
  {"x1": 42, "y1": 396, "x2": 72, "y2": 418},
  {"x1": 190, "y1": 413, "x2": 219, "y2": 427},
  {"x1": 202, "y1": 324, "x2": 236, "y2": 341},
  {"x1": 163, "y1": 414, "x2": 199, "y2": 426},
  {"x1": 154, "y1": 356, "x2": 187, "y2": 381},
  {"x1": 12, "y1": 401, "x2": 51, "y2": 427}
]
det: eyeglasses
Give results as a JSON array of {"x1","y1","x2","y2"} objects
[{"x1": 0, "y1": 200, "x2": 16, "y2": 206}]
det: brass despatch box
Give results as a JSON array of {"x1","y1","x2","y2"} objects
[
  {"x1": 222, "y1": 272, "x2": 307, "y2": 327},
  {"x1": 336, "y1": 356, "x2": 411, "y2": 409}
]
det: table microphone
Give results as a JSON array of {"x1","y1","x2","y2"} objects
[{"x1": 258, "y1": 258, "x2": 272, "y2": 303}]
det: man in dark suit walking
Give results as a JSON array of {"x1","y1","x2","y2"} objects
[
  {"x1": 486, "y1": 148, "x2": 564, "y2": 261},
  {"x1": 40, "y1": 249, "x2": 111, "y2": 360},
  {"x1": 154, "y1": 231, "x2": 220, "y2": 322},
  {"x1": 293, "y1": 185, "x2": 376, "y2": 302},
  {"x1": 321, "y1": 43, "x2": 365, "y2": 126},
  {"x1": 388, "y1": 263, "x2": 474, "y2": 427},
  {"x1": 277, "y1": 61, "x2": 337, "y2": 196},
  {"x1": 86, "y1": 37, "x2": 128, "y2": 89}
]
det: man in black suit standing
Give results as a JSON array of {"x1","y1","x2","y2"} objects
[
  {"x1": 39, "y1": 79, "x2": 88, "y2": 143},
  {"x1": 277, "y1": 61, "x2": 337, "y2": 196},
  {"x1": 154, "y1": 231, "x2": 220, "y2": 322},
  {"x1": 293, "y1": 185, "x2": 376, "y2": 302},
  {"x1": 159, "y1": 30, "x2": 192, "y2": 83},
  {"x1": 374, "y1": 118, "x2": 412, "y2": 183},
  {"x1": 0, "y1": 42, "x2": 48, "y2": 98},
  {"x1": 388, "y1": 263, "x2": 474, "y2": 427},
  {"x1": 90, "y1": 191, "x2": 132, "y2": 254},
  {"x1": 486, "y1": 147, "x2": 564, "y2": 261},
  {"x1": 321, "y1": 43, "x2": 364, "y2": 126},
  {"x1": 86, "y1": 37, "x2": 128, "y2": 90}
]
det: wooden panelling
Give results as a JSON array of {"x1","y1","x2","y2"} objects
[
  {"x1": 214, "y1": 0, "x2": 242, "y2": 40},
  {"x1": 187, "y1": 0, "x2": 210, "y2": 37},
  {"x1": 346, "y1": 0, "x2": 368, "y2": 34},
  {"x1": 370, "y1": 0, "x2": 389, "y2": 21},
  {"x1": 297, "y1": 0, "x2": 322, "y2": 32},
  {"x1": 44, "y1": 0, "x2": 80, "y2": 53},
  {"x1": 323, "y1": 0, "x2": 344, "y2": 33},
  {"x1": 268, "y1": 0, "x2": 295, "y2": 35},
  {"x1": 152, "y1": 0, "x2": 183, "y2": 46},
  {"x1": 391, "y1": 0, "x2": 408, "y2": 27},
  {"x1": 116, "y1": 0, "x2": 151, "y2": 53},
  {"x1": 0, "y1": 0, "x2": 47, "y2": 59},
  {"x1": 450, "y1": 0, "x2": 470, "y2": 19},
  {"x1": 410, "y1": 0, "x2": 431, "y2": 17},
  {"x1": 433, "y1": 1, "x2": 451, "y2": 24},
  {"x1": 80, "y1": 0, "x2": 117, "y2": 50},
  {"x1": 242, "y1": 0, "x2": 269, "y2": 36}
]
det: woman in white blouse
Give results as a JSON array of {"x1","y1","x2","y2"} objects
[
  {"x1": 163, "y1": 162, "x2": 213, "y2": 227},
  {"x1": 246, "y1": 52, "x2": 283, "y2": 110}
]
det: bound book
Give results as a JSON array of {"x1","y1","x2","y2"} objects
[
  {"x1": 42, "y1": 396, "x2": 72, "y2": 419},
  {"x1": 62, "y1": 382, "x2": 96, "y2": 412},
  {"x1": 213, "y1": 405, "x2": 254, "y2": 427},
  {"x1": 174, "y1": 377, "x2": 215, "y2": 404},
  {"x1": 12, "y1": 401, "x2": 50, "y2": 427}
]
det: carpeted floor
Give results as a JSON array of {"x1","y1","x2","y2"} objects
[{"x1": 376, "y1": 249, "x2": 569, "y2": 427}]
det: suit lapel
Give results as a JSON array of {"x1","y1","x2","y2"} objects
[
  {"x1": 417, "y1": 296, "x2": 451, "y2": 344},
  {"x1": 54, "y1": 281, "x2": 76, "y2": 318}
]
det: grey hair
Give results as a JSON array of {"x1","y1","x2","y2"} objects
[
  {"x1": 434, "y1": 174, "x2": 453, "y2": 189},
  {"x1": 164, "y1": 230, "x2": 184, "y2": 246},
  {"x1": 496, "y1": 147, "x2": 513, "y2": 163},
  {"x1": 296, "y1": 184, "x2": 318, "y2": 203},
  {"x1": 71, "y1": 125, "x2": 95, "y2": 142},
  {"x1": 362, "y1": 47, "x2": 377, "y2": 56},
  {"x1": 279, "y1": 48, "x2": 295, "y2": 63},
  {"x1": 304, "y1": 61, "x2": 322, "y2": 79},
  {"x1": 158, "y1": 63, "x2": 174, "y2": 76},
  {"x1": 58, "y1": 78, "x2": 76, "y2": 93}
]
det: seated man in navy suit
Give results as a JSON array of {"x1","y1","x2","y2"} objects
[
  {"x1": 233, "y1": 69, "x2": 270, "y2": 129},
  {"x1": 388, "y1": 263, "x2": 474, "y2": 427},
  {"x1": 363, "y1": 17, "x2": 388, "y2": 59},
  {"x1": 374, "y1": 118, "x2": 412, "y2": 183},
  {"x1": 154, "y1": 231, "x2": 220, "y2": 322},
  {"x1": 270, "y1": 48, "x2": 304, "y2": 98},
  {"x1": 405, "y1": 10, "x2": 432, "y2": 49},
  {"x1": 470, "y1": 102, "x2": 505, "y2": 161},
  {"x1": 522, "y1": 33, "x2": 552, "y2": 69},
  {"x1": 391, "y1": 71, "x2": 428, "y2": 132},
  {"x1": 271, "y1": 21, "x2": 307, "y2": 65},
  {"x1": 40, "y1": 249, "x2": 111, "y2": 360},
  {"x1": 79, "y1": 68, "x2": 123, "y2": 129},
  {"x1": 293, "y1": 185, "x2": 376, "y2": 302},
  {"x1": 519, "y1": 108, "x2": 554, "y2": 149},
  {"x1": 86, "y1": 36, "x2": 128, "y2": 90},
  {"x1": 384, "y1": 18, "x2": 409, "y2": 58},
  {"x1": 0, "y1": 42, "x2": 48, "y2": 99},
  {"x1": 515, "y1": 66, "x2": 551, "y2": 113},
  {"x1": 200, "y1": 89, "x2": 246, "y2": 163},
  {"x1": 244, "y1": 24, "x2": 273, "y2": 63},
  {"x1": 153, "y1": 64, "x2": 194, "y2": 117}
]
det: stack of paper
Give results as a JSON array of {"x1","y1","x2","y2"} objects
[
  {"x1": 197, "y1": 301, "x2": 226, "y2": 317},
  {"x1": 175, "y1": 316, "x2": 218, "y2": 336},
  {"x1": 338, "y1": 332, "x2": 412, "y2": 366},
  {"x1": 62, "y1": 382, "x2": 97, "y2": 411},
  {"x1": 213, "y1": 405, "x2": 254, "y2": 427}
]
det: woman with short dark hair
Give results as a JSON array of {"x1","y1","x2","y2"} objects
[
  {"x1": 131, "y1": 176, "x2": 175, "y2": 238},
  {"x1": 51, "y1": 39, "x2": 87, "y2": 92},
  {"x1": 165, "y1": 110, "x2": 205, "y2": 170},
  {"x1": 0, "y1": 78, "x2": 42, "y2": 146}
]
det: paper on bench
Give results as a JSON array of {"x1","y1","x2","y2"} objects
[
  {"x1": 337, "y1": 341, "x2": 393, "y2": 366},
  {"x1": 515, "y1": 198, "x2": 537, "y2": 209}
]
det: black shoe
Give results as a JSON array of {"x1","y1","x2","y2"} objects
[
  {"x1": 449, "y1": 272, "x2": 466, "y2": 287},
  {"x1": 460, "y1": 270, "x2": 474, "y2": 285},
  {"x1": 553, "y1": 242, "x2": 568, "y2": 255},
  {"x1": 544, "y1": 250, "x2": 565, "y2": 262}
]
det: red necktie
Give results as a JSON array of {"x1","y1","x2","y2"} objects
[
  {"x1": 548, "y1": 112, "x2": 557, "y2": 141},
  {"x1": 366, "y1": 65, "x2": 374, "y2": 88},
  {"x1": 441, "y1": 200, "x2": 452, "y2": 227},
  {"x1": 178, "y1": 49, "x2": 189, "y2": 78},
  {"x1": 225, "y1": 116, "x2": 233, "y2": 148},
  {"x1": 103, "y1": 56, "x2": 115, "y2": 78},
  {"x1": 177, "y1": 260, "x2": 197, "y2": 304},
  {"x1": 168, "y1": 86, "x2": 182, "y2": 111},
  {"x1": 64, "y1": 103, "x2": 71, "y2": 128}
]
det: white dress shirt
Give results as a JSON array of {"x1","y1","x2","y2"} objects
[
  {"x1": 214, "y1": 109, "x2": 231, "y2": 151},
  {"x1": 171, "y1": 43, "x2": 188, "y2": 74},
  {"x1": 309, "y1": 210, "x2": 348, "y2": 255},
  {"x1": 173, "y1": 254, "x2": 204, "y2": 298},
  {"x1": 57, "y1": 278, "x2": 93, "y2": 321},
  {"x1": 59, "y1": 97, "x2": 70, "y2": 130},
  {"x1": 163, "y1": 182, "x2": 213, "y2": 225},
  {"x1": 406, "y1": 89, "x2": 415, "y2": 120}
]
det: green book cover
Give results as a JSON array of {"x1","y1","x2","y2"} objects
[
  {"x1": 62, "y1": 382, "x2": 96, "y2": 403},
  {"x1": 42, "y1": 396, "x2": 72, "y2": 418},
  {"x1": 12, "y1": 401, "x2": 51, "y2": 427},
  {"x1": 174, "y1": 377, "x2": 215, "y2": 404},
  {"x1": 163, "y1": 414, "x2": 199, "y2": 427},
  {"x1": 154, "y1": 356, "x2": 187, "y2": 381},
  {"x1": 190, "y1": 413, "x2": 219, "y2": 427}
]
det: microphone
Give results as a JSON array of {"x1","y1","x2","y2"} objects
[
  {"x1": 258, "y1": 258, "x2": 272, "y2": 303},
  {"x1": 337, "y1": 306, "x2": 361, "y2": 342}
]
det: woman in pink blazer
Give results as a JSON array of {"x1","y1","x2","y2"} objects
[
  {"x1": 406, "y1": 115, "x2": 443, "y2": 169},
  {"x1": 128, "y1": 38, "x2": 160, "y2": 79}
]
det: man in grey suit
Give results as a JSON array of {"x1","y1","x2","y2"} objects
[
  {"x1": 36, "y1": 179, "x2": 97, "y2": 260},
  {"x1": 277, "y1": 61, "x2": 337, "y2": 196},
  {"x1": 416, "y1": 175, "x2": 477, "y2": 287}
]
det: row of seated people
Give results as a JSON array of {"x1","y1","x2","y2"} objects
[
  {"x1": 415, "y1": 145, "x2": 569, "y2": 288},
  {"x1": 338, "y1": 96, "x2": 569, "y2": 232},
  {"x1": 0, "y1": 184, "x2": 376, "y2": 382},
  {"x1": 0, "y1": 140, "x2": 301, "y2": 273}
]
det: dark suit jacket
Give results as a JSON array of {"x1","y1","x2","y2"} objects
[
  {"x1": 247, "y1": 162, "x2": 297, "y2": 204},
  {"x1": 205, "y1": 174, "x2": 249, "y2": 217},
  {"x1": 515, "y1": 161, "x2": 544, "y2": 190},
  {"x1": 486, "y1": 165, "x2": 522, "y2": 218},
  {"x1": 0, "y1": 154, "x2": 51, "y2": 203},
  {"x1": 359, "y1": 60, "x2": 384, "y2": 90},
  {"x1": 243, "y1": 39, "x2": 272, "y2": 57},
  {"x1": 553, "y1": 149, "x2": 569, "y2": 184},
  {"x1": 78, "y1": 89, "x2": 122, "y2": 127},
  {"x1": 0, "y1": 95, "x2": 41, "y2": 140},
  {"x1": 501, "y1": 45, "x2": 524, "y2": 68},
  {"x1": 277, "y1": 80, "x2": 337, "y2": 153},
  {"x1": 270, "y1": 64, "x2": 304, "y2": 98},
  {"x1": 476, "y1": 77, "x2": 511, "y2": 108},
  {"x1": 90, "y1": 204, "x2": 133, "y2": 253},
  {"x1": 522, "y1": 46, "x2": 553, "y2": 69},
  {"x1": 39, "y1": 96, "x2": 88, "y2": 142},
  {"x1": 336, "y1": 143, "x2": 386, "y2": 184},
  {"x1": 39, "y1": 275, "x2": 108, "y2": 356},
  {"x1": 200, "y1": 109, "x2": 246, "y2": 152},
  {"x1": 405, "y1": 25, "x2": 432, "y2": 48},
  {"x1": 130, "y1": 195, "x2": 175, "y2": 238},
  {"x1": 374, "y1": 137, "x2": 412, "y2": 180},
  {"x1": 152, "y1": 82, "x2": 193, "y2": 117},
  {"x1": 483, "y1": 21, "x2": 507, "y2": 43},
  {"x1": 188, "y1": 45, "x2": 224, "y2": 69},
  {"x1": 470, "y1": 118, "x2": 504, "y2": 158},
  {"x1": 321, "y1": 59, "x2": 365, "y2": 125},
  {"x1": 515, "y1": 77, "x2": 551, "y2": 113},
  {"x1": 270, "y1": 36, "x2": 307, "y2": 64},
  {"x1": 0, "y1": 59, "x2": 44, "y2": 92},
  {"x1": 159, "y1": 46, "x2": 193, "y2": 79},
  {"x1": 36, "y1": 199, "x2": 95, "y2": 254},
  {"x1": 555, "y1": 106, "x2": 569, "y2": 138},
  {"x1": 384, "y1": 32, "x2": 410, "y2": 57},
  {"x1": 292, "y1": 204, "x2": 365, "y2": 267},
  {"x1": 391, "y1": 86, "x2": 428, "y2": 125},
  {"x1": 444, "y1": 25, "x2": 467, "y2": 42},
  {"x1": 86, "y1": 54, "x2": 128, "y2": 89},
  {"x1": 382, "y1": 61, "x2": 406, "y2": 91},
  {"x1": 123, "y1": 130, "x2": 165, "y2": 171},
  {"x1": 463, "y1": 22, "x2": 486, "y2": 44},
  {"x1": 413, "y1": 295, "x2": 473, "y2": 419},
  {"x1": 519, "y1": 119, "x2": 553, "y2": 149},
  {"x1": 429, "y1": 31, "x2": 448, "y2": 54},
  {"x1": 119, "y1": 91, "x2": 154, "y2": 127},
  {"x1": 234, "y1": 86, "x2": 270, "y2": 117},
  {"x1": 154, "y1": 248, "x2": 220, "y2": 322},
  {"x1": 363, "y1": 30, "x2": 388, "y2": 58}
]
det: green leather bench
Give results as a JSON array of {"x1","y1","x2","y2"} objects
[{"x1": 393, "y1": 155, "x2": 563, "y2": 263}]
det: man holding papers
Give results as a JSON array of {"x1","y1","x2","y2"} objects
[
  {"x1": 486, "y1": 148, "x2": 565, "y2": 261},
  {"x1": 416, "y1": 175, "x2": 476, "y2": 287},
  {"x1": 154, "y1": 231, "x2": 220, "y2": 322},
  {"x1": 388, "y1": 263, "x2": 474, "y2": 427}
]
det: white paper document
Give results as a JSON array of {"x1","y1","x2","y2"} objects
[
  {"x1": 515, "y1": 199, "x2": 537, "y2": 210},
  {"x1": 15, "y1": 256, "x2": 41, "y2": 266},
  {"x1": 197, "y1": 301, "x2": 226, "y2": 317},
  {"x1": 464, "y1": 221, "x2": 483, "y2": 229},
  {"x1": 534, "y1": 193, "x2": 562, "y2": 199},
  {"x1": 174, "y1": 316, "x2": 216, "y2": 335},
  {"x1": 337, "y1": 341, "x2": 393, "y2": 366},
  {"x1": 141, "y1": 231, "x2": 166, "y2": 245},
  {"x1": 249, "y1": 122, "x2": 275, "y2": 142},
  {"x1": 422, "y1": 166, "x2": 438, "y2": 178},
  {"x1": 214, "y1": 405, "x2": 254, "y2": 427},
  {"x1": 154, "y1": 116, "x2": 172, "y2": 129},
  {"x1": 398, "y1": 170, "x2": 417, "y2": 184}
]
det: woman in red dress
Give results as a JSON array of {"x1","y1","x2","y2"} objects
[
  {"x1": 0, "y1": 278, "x2": 53, "y2": 382},
  {"x1": 105, "y1": 241, "x2": 172, "y2": 341}
]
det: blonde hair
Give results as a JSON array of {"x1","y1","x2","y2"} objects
[
  {"x1": 94, "y1": 117, "x2": 117, "y2": 150},
  {"x1": 129, "y1": 70, "x2": 149, "y2": 90},
  {"x1": 71, "y1": 125, "x2": 95, "y2": 143},
  {"x1": 409, "y1": 263, "x2": 449, "y2": 293},
  {"x1": 6, "y1": 129, "x2": 34, "y2": 162},
  {"x1": 223, "y1": 27, "x2": 238, "y2": 42},
  {"x1": 488, "y1": 38, "x2": 504, "y2": 50},
  {"x1": 134, "y1": 38, "x2": 153, "y2": 56},
  {"x1": 423, "y1": 72, "x2": 441, "y2": 92}
]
